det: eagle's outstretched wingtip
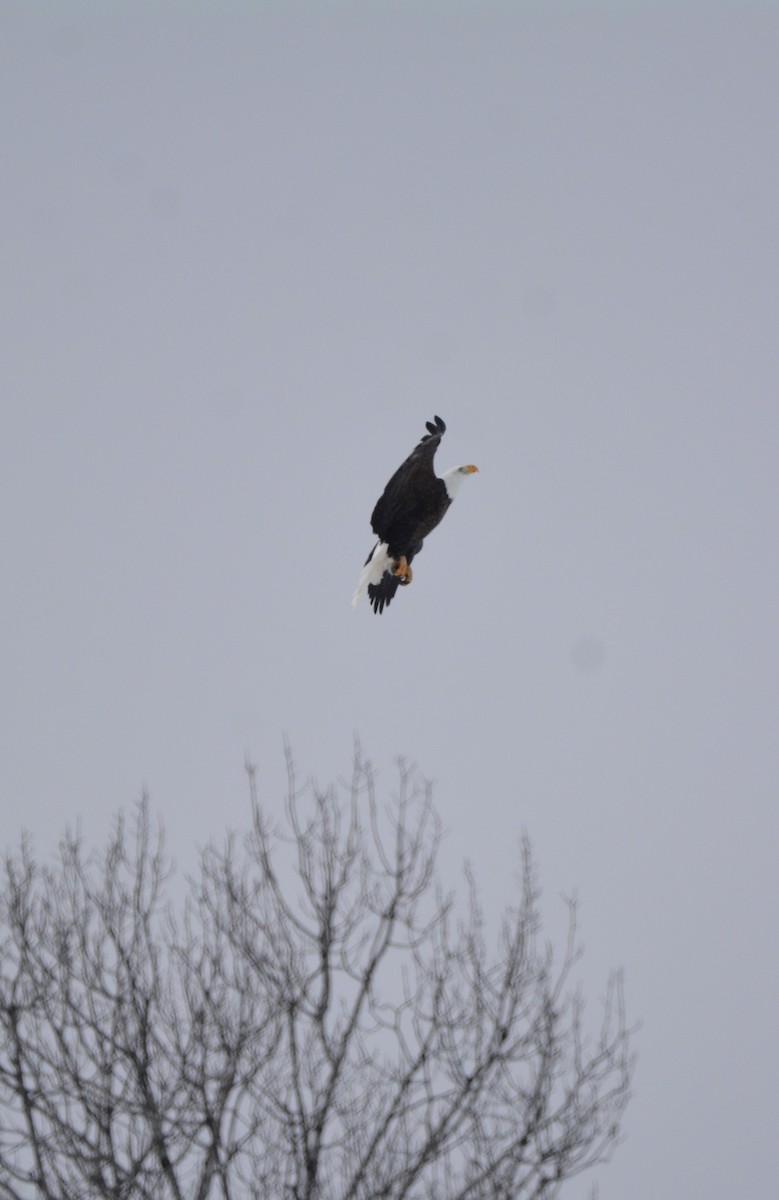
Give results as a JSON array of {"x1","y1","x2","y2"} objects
[{"x1": 425, "y1": 415, "x2": 446, "y2": 437}]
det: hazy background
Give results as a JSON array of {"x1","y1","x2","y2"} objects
[{"x1": 2, "y1": 3, "x2": 778, "y2": 1196}]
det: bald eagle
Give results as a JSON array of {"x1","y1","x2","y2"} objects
[{"x1": 352, "y1": 416, "x2": 478, "y2": 614}]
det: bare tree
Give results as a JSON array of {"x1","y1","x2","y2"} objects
[{"x1": 0, "y1": 747, "x2": 633, "y2": 1200}]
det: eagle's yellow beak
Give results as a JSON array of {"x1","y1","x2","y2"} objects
[{"x1": 464, "y1": 464, "x2": 479, "y2": 474}]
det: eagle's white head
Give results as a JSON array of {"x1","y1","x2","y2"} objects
[{"x1": 442, "y1": 463, "x2": 479, "y2": 501}]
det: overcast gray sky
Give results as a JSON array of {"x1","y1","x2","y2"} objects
[{"x1": 2, "y1": 2, "x2": 778, "y2": 1196}]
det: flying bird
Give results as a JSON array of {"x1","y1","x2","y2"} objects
[{"x1": 352, "y1": 416, "x2": 478, "y2": 614}]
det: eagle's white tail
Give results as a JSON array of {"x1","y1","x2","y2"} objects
[{"x1": 352, "y1": 542, "x2": 392, "y2": 607}]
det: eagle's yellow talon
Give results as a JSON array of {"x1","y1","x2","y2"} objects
[{"x1": 393, "y1": 556, "x2": 413, "y2": 584}]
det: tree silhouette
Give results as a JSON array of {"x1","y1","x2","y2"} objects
[{"x1": 0, "y1": 747, "x2": 633, "y2": 1199}]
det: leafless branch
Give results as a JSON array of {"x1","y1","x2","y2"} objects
[{"x1": 0, "y1": 751, "x2": 633, "y2": 1199}]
